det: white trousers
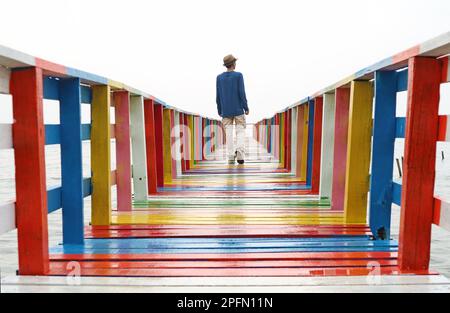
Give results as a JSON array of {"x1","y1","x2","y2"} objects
[{"x1": 222, "y1": 114, "x2": 246, "y2": 160}]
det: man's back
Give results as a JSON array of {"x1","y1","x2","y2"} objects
[{"x1": 216, "y1": 71, "x2": 249, "y2": 118}]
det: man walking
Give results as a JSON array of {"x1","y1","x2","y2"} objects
[{"x1": 216, "y1": 54, "x2": 249, "y2": 165}]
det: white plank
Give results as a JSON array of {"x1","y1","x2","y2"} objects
[
  {"x1": 0, "y1": 65, "x2": 10, "y2": 94},
  {"x1": 319, "y1": 93, "x2": 336, "y2": 200},
  {"x1": 445, "y1": 116, "x2": 450, "y2": 142},
  {"x1": 438, "y1": 200, "x2": 450, "y2": 232},
  {"x1": 0, "y1": 202, "x2": 16, "y2": 234},
  {"x1": 130, "y1": 96, "x2": 148, "y2": 201},
  {"x1": 0, "y1": 124, "x2": 13, "y2": 149},
  {"x1": 290, "y1": 107, "x2": 297, "y2": 173}
]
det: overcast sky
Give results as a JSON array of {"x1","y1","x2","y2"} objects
[{"x1": 0, "y1": 0, "x2": 449, "y2": 123}]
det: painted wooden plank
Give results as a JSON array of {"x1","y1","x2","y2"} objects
[
  {"x1": 399, "y1": 57, "x2": 441, "y2": 272},
  {"x1": 319, "y1": 93, "x2": 335, "y2": 200},
  {"x1": 285, "y1": 110, "x2": 292, "y2": 171},
  {"x1": 300, "y1": 105, "x2": 309, "y2": 180},
  {"x1": 130, "y1": 96, "x2": 149, "y2": 202},
  {"x1": 143, "y1": 99, "x2": 158, "y2": 194},
  {"x1": 392, "y1": 182, "x2": 402, "y2": 206},
  {"x1": 91, "y1": 85, "x2": 112, "y2": 226},
  {"x1": 344, "y1": 81, "x2": 373, "y2": 224},
  {"x1": 370, "y1": 71, "x2": 397, "y2": 240},
  {"x1": 0, "y1": 202, "x2": 15, "y2": 235},
  {"x1": 396, "y1": 117, "x2": 406, "y2": 138},
  {"x1": 170, "y1": 110, "x2": 178, "y2": 178},
  {"x1": 442, "y1": 56, "x2": 449, "y2": 83},
  {"x1": 114, "y1": 91, "x2": 132, "y2": 211},
  {"x1": 10, "y1": 67, "x2": 49, "y2": 275},
  {"x1": 306, "y1": 101, "x2": 315, "y2": 186},
  {"x1": 59, "y1": 78, "x2": 84, "y2": 244},
  {"x1": 174, "y1": 111, "x2": 182, "y2": 176},
  {"x1": 163, "y1": 108, "x2": 173, "y2": 183},
  {"x1": 0, "y1": 124, "x2": 13, "y2": 149},
  {"x1": 44, "y1": 125, "x2": 60, "y2": 145},
  {"x1": 290, "y1": 107, "x2": 298, "y2": 173},
  {"x1": 435, "y1": 199, "x2": 450, "y2": 231},
  {"x1": 0, "y1": 65, "x2": 10, "y2": 94},
  {"x1": 295, "y1": 106, "x2": 305, "y2": 179},
  {"x1": 438, "y1": 115, "x2": 449, "y2": 142},
  {"x1": 311, "y1": 97, "x2": 323, "y2": 194},
  {"x1": 154, "y1": 103, "x2": 165, "y2": 187},
  {"x1": 331, "y1": 88, "x2": 350, "y2": 211}
]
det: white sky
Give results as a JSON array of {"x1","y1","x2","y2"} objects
[{"x1": 0, "y1": 0, "x2": 450, "y2": 123}]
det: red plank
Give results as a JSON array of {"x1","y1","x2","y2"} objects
[
  {"x1": 114, "y1": 91, "x2": 132, "y2": 211},
  {"x1": 144, "y1": 99, "x2": 158, "y2": 194},
  {"x1": 50, "y1": 251, "x2": 397, "y2": 261},
  {"x1": 331, "y1": 88, "x2": 350, "y2": 211},
  {"x1": 179, "y1": 113, "x2": 186, "y2": 173},
  {"x1": 170, "y1": 110, "x2": 177, "y2": 179},
  {"x1": 311, "y1": 97, "x2": 323, "y2": 194},
  {"x1": 153, "y1": 103, "x2": 165, "y2": 187},
  {"x1": 183, "y1": 114, "x2": 191, "y2": 171},
  {"x1": 10, "y1": 67, "x2": 49, "y2": 275},
  {"x1": 399, "y1": 57, "x2": 442, "y2": 272},
  {"x1": 284, "y1": 110, "x2": 291, "y2": 171}
]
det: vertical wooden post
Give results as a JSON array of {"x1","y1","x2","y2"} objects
[
  {"x1": 11, "y1": 67, "x2": 49, "y2": 275},
  {"x1": 173, "y1": 111, "x2": 182, "y2": 177},
  {"x1": 184, "y1": 114, "x2": 192, "y2": 171},
  {"x1": 311, "y1": 97, "x2": 323, "y2": 194},
  {"x1": 290, "y1": 107, "x2": 298, "y2": 173},
  {"x1": 60, "y1": 78, "x2": 84, "y2": 244},
  {"x1": 285, "y1": 110, "x2": 292, "y2": 171},
  {"x1": 370, "y1": 71, "x2": 397, "y2": 239},
  {"x1": 306, "y1": 100, "x2": 315, "y2": 186},
  {"x1": 180, "y1": 113, "x2": 186, "y2": 173},
  {"x1": 344, "y1": 81, "x2": 373, "y2": 224},
  {"x1": 91, "y1": 85, "x2": 112, "y2": 226},
  {"x1": 399, "y1": 57, "x2": 441, "y2": 272},
  {"x1": 144, "y1": 99, "x2": 158, "y2": 195},
  {"x1": 331, "y1": 88, "x2": 350, "y2": 211},
  {"x1": 163, "y1": 108, "x2": 173, "y2": 184},
  {"x1": 296, "y1": 106, "x2": 305, "y2": 179},
  {"x1": 114, "y1": 91, "x2": 132, "y2": 211},
  {"x1": 280, "y1": 113, "x2": 285, "y2": 168},
  {"x1": 130, "y1": 96, "x2": 148, "y2": 202},
  {"x1": 154, "y1": 103, "x2": 164, "y2": 187},
  {"x1": 319, "y1": 93, "x2": 336, "y2": 200}
]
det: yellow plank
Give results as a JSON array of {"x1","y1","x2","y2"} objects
[
  {"x1": 91, "y1": 85, "x2": 112, "y2": 226},
  {"x1": 300, "y1": 104, "x2": 309, "y2": 181},
  {"x1": 279, "y1": 113, "x2": 285, "y2": 168},
  {"x1": 344, "y1": 81, "x2": 374, "y2": 224},
  {"x1": 163, "y1": 108, "x2": 173, "y2": 184}
]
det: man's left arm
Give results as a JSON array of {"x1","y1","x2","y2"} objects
[{"x1": 239, "y1": 74, "x2": 249, "y2": 114}]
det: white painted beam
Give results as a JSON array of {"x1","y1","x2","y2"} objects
[
  {"x1": 0, "y1": 202, "x2": 16, "y2": 235},
  {"x1": 130, "y1": 96, "x2": 148, "y2": 201},
  {"x1": 0, "y1": 66, "x2": 10, "y2": 94},
  {"x1": 319, "y1": 93, "x2": 336, "y2": 200},
  {"x1": 0, "y1": 124, "x2": 13, "y2": 149}
]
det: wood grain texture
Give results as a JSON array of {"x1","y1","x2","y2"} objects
[
  {"x1": 59, "y1": 78, "x2": 85, "y2": 244},
  {"x1": 11, "y1": 67, "x2": 49, "y2": 275},
  {"x1": 91, "y1": 85, "x2": 112, "y2": 226},
  {"x1": 319, "y1": 93, "x2": 335, "y2": 200},
  {"x1": 311, "y1": 97, "x2": 323, "y2": 194},
  {"x1": 144, "y1": 99, "x2": 158, "y2": 194},
  {"x1": 370, "y1": 71, "x2": 397, "y2": 239},
  {"x1": 163, "y1": 108, "x2": 173, "y2": 183},
  {"x1": 399, "y1": 57, "x2": 441, "y2": 272},
  {"x1": 154, "y1": 103, "x2": 165, "y2": 187},
  {"x1": 114, "y1": 91, "x2": 132, "y2": 211},
  {"x1": 130, "y1": 96, "x2": 148, "y2": 201},
  {"x1": 344, "y1": 81, "x2": 373, "y2": 224},
  {"x1": 331, "y1": 88, "x2": 350, "y2": 211}
]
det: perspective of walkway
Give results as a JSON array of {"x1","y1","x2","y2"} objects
[{"x1": 1, "y1": 33, "x2": 450, "y2": 292}]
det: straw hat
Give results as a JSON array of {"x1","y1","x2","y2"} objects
[{"x1": 223, "y1": 54, "x2": 238, "y2": 67}]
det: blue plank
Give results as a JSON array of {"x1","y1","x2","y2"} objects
[
  {"x1": 306, "y1": 99, "x2": 315, "y2": 186},
  {"x1": 45, "y1": 125, "x2": 61, "y2": 145},
  {"x1": 59, "y1": 78, "x2": 84, "y2": 245},
  {"x1": 43, "y1": 77, "x2": 59, "y2": 100},
  {"x1": 395, "y1": 117, "x2": 406, "y2": 138},
  {"x1": 47, "y1": 186, "x2": 62, "y2": 214},
  {"x1": 369, "y1": 71, "x2": 398, "y2": 240},
  {"x1": 81, "y1": 124, "x2": 91, "y2": 141},
  {"x1": 392, "y1": 182, "x2": 402, "y2": 206},
  {"x1": 160, "y1": 184, "x2": 310, "y2": 192},
  {"x1": 397, "y1": 69, "x2": 408, "y2": 92}
]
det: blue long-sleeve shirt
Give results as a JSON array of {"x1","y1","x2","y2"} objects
[{"x1": 216, "y1": 71, "x2": 249, "y2": 118}]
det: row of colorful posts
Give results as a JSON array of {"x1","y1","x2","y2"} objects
[{"x1": 1, "y1": 32, "x2": 450, "y2": 275}]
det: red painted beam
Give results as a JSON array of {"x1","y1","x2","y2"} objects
[
  {"x1": 399, "y1": 57, "x2": 442, "y2": 272},
  {"x1": 144, "y1": 99, "x2": 158, "y2": 194},
  {"x1": 10, "y1": 67, "x2": 49, "y2": 275},
  {"x1": 285, "y1": 110, "x2": 292, "y2": 171},
  {"x1": 183, "y1": 114, "x2": 191, "y2": 171},
  {"x1": 311, "y1": 97, "x2": 323, "y2": 194},
  {"x1": 153, "y1": 103, "x2": 164, "y2": 187},
  {"x1": 331, "y1": 88, "x2": 350, "y2": 211},
  {"x1": 114, "y1": 91, "x2": 132, "y2": 211}
]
